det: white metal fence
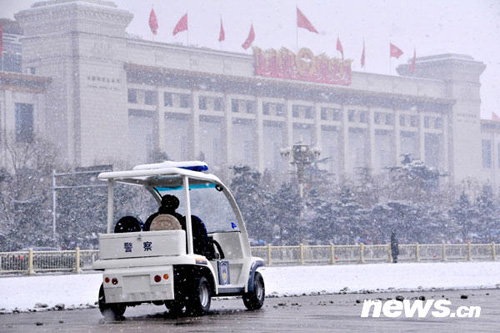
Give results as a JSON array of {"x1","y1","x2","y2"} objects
[{"x1": 0, "y1": 242, "x2": 498, "y2": 275}]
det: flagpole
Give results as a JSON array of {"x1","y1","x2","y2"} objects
[
  {"x1": 187, "y1": 11, "x2": 190, "y2": 46},
  {"x1": 389, "y1": 41, "x2": 392, "y2": 75},
  {"x1": 296, "y1": 5, "x2": 299, "y2": 52},
  {"x1": 296, "y1": 25, "x2": 299, "y2": 52},
  {"x1": 362, "y1": 38, "x2": 365, "y2": 71},
  {"x1": 337, "y1": 34, "x2": 340, "y2": 60},
  {"x1": 150, "y1": 5, "x2": 155, "y2": 42}
]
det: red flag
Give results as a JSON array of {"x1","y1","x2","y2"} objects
[
  {"x1": 0, "y1": 22, "x2": 3, "y2": 55},
  {"x1": 361, "y1": 40, "x2": 365, "y2": 68},
  {"x1": 297, "y1": 7, "x2": 318, "y2": 34},
  {"x1": 149, "y1": 9, "x2": 158, "y2": 35},
  {"x1": 410, "y1": 48, "x2": 416, "y2": 73},
  {"x1": 336, "y1": 37, "x2": 344, "y2": 60},
  {"x1": 242, "y1": 24, "x2": 255, "y2": 50},
  {"x1": 218, "y1": 18, "x2": 225, "y2": 42},
  {"x1": 390, "y1": 43, "x2": 403, "y2": 59},
  {"x1": 493, "y1": 112, "x2": 500, "y2": 121},
  {"x1": 173, "y1": 13, "x2": 188, "y2": 36}
]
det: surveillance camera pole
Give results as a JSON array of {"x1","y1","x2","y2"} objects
[{"x1": 280, "y1": 141, "x2": 321, "y2": 198}]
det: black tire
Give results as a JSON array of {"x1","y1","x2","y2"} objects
[
  {"x1": 165, "y1": 300, "x2": 185, "y2": 315},
  {"x1": 98, "y1": 284, "x2": 126, "y2": 320},
  {"x1": 243, "y1": 271, "x2": 265, "y2": 310},
  {"x1": 186, "y1": 276, "x2": 211, "y2": 316}
]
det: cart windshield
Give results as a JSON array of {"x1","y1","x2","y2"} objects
[{"x1": 155, "y1": 184, "x2": 240, "y2": 233}]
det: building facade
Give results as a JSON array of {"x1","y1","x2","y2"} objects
[{"x1": 1, "y1": 0, "x2": 497, "y2": 187}]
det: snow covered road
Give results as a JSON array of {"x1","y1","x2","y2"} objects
[{"x1": 1, "y1": 261, "x2": 499, "y2": 313}]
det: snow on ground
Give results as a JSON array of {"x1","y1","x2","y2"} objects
[{"x1": 1, "y1": 261, "x2": 499, "y2": 313}]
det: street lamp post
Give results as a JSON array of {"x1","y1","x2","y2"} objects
[{"x1": 280, "y1": 142, "x2": 321, "y2": 198}]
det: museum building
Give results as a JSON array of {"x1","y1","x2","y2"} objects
[{"x1": 0, "y1": 0, "x2": 498, "y2": 187}]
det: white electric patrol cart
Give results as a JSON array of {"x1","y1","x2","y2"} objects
[{"x1": 93, "y1": 161, "x2": 265, "y2": 318}]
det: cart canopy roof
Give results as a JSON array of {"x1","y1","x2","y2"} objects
[{"x1": 97, "y1": 161, "x2": 223, "y2": 190}]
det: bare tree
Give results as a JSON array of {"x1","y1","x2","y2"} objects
[{"x1": 0, "y1": 133, "x2": 63, "y2": 250}]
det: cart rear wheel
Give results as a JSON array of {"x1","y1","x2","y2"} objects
[
  {"x1": 98, "y1": 284, "x2": 126, "y2": 320},
  {"x1": 243, "y1": 271, "x2": 265, "y2": 310},
  {"x1": 186, "y1": 276, "x2": 211, "y2": 316},
  {"x1": 165, "y1": 300, "x2": 185, "y2": 315}
]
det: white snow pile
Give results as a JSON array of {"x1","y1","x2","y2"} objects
[{"x1": 1, "y1": 261, "x2": 499, "y2": 313}]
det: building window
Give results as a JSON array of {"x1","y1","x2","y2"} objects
[
  {"x1": 2, "y1": 53, "x2": 22, "y2": 73},
  {"x1": 400, "y1": 115, "x2": 406, "y2": 126},
  {"x1": 276, "y1": 103, "x2": 285, "y2": 117},
  {"x1": 180, "y1": 94, "x2": 191, "y2": 108},
  {"x1": 246, "y1": 100, "x2": 255, "y2": 114},
  {"x1": 128, "y1": 89, "x2": 137, "y2": 103},
  {"x1": 231, "y1": 99, "x2": 239, "y2": 112},
  {"x1": 321, "y1": 108, "x2": 328, "y2": 120},
  {"x1": 145, "y1": 91, "x2": 157, "y2": 105},
  {"x1": 305, "y1": 106, "x2": 314, "y2": 119},
  {"x1": 263, "y1": 102, "x2": 270, "y2": 115},
  {"x1": 482, "y1": 139, "x2": 492, "y2": 168},
  {"x1": 333, "y1": 109, "x2": 341, "y2": 121},
  {"x1": 374, "y1": 112, "x2": 380, "y2": 124},
  {"x1": 348, "y1": 110, "x2": 355, "y2": 122},
  {"x1": 359, "y1": 111, "x2": 368, "y2": 123},
  {"x1": 385, "y1": 113, "x2": 394, "y2": 125},
  {"x1": 164, "y1": 92, "x2": 173, "y2": 107},
  {"x1": 424, "y1": 116, "x2": 431, "y2": 128},
  {"x1": 199, "y1": 96, "x2": 207, "y2": 110},
  {"x1": 214, "y1": 97, "x2": 223, "y2": 111},
  {"x1": 15, "y1": 103, "x2": 34, "y2": 142},
  {"x1": 292, "y1": 105, "x2": 300, "y2": 118},
  {"x1": 410, "y1": 115, "x2": 418, "y2": 127},
  {"x1": 434, "y1": 117, "x2": 443, "y2": 129}
]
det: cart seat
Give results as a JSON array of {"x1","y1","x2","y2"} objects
[{"x1": 150, "y1": 214, "x2": 182, "y2": 231}]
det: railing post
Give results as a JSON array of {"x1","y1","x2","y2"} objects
[
  {"x1": 441, "y1": 242, "x2": 446, "y2": 262},
  {"x1": 415, "y1": 242, "x2": 420, "y2": 262},
  {"x1": 28, "y1": 248, "x2": 35, "y2": 275},
  {"x1": 388, "y1": 243, "x2": 392, "y2": 263},
  {"x1": 74, "y1": 247, "x2": 81, "y2": 273},
  {"x1": 359, "y1": 243, "x2": 365, "y2": 264},
  {"x1": 299, "y1": 243, "x2": 304, "y2": 265},
  {"x1": 467, "y1": 241, "x2": 472, "y2": 261},
  {"x1": 492, "y1": 242, "x2": 496, "y2": 261},
  {"x1": 267, "y1": 244, "x2": 272, "y2": 266},
  {"x1": 330, "y1": 243, "x2": 336, "y2": 265}
]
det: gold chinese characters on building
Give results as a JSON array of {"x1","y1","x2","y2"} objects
[{"x1": 253, "y1": 47, "x2": 352, "y2": 86}]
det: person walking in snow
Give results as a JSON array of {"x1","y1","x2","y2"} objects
[{"x1": 391, "y1": 232, "x2": 399, "y2": 263}]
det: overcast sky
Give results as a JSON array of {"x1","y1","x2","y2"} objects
[{"x1": 3, "y1": 0, "x2": 499, "y2": 119}]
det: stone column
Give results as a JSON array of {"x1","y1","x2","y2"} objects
[
  {"x1": 224, "y1": 94, "x2": 233, "y2": 166},
  {"x1": 340, "y1": 105, "x2": 348, "y2": 174},
  {"x1": 394, "y1": 108, "x2": 401, "y2": 165},
  {"x1": 368, "y1": 107, "x2": 376, "y2": 170},
  {"x1": 191, "y1": 90, "x2": 200, "y2": 160},
  {"x1": 256, "y1": 97, "x2": 264, "y2": 173}
]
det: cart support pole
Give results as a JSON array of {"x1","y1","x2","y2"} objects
[
  {"x1": 106, "y1": 179, "x2": 114, "y2": 234},
  {"x1": 183, "y1": 176, "x2": 194, "y2": 255}
]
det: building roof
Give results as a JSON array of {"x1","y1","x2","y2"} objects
[{"x1": 0, "y1": 72, "x2": 51, "y2": 93}]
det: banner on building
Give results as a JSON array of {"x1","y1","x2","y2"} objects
[{"x1": 253, "y1": 47, "x2": 352, "y2": 86}]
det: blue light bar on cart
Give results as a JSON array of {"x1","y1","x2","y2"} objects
[{"x1": 132, "y1": 161, "x2": 209, "y2": 172}]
